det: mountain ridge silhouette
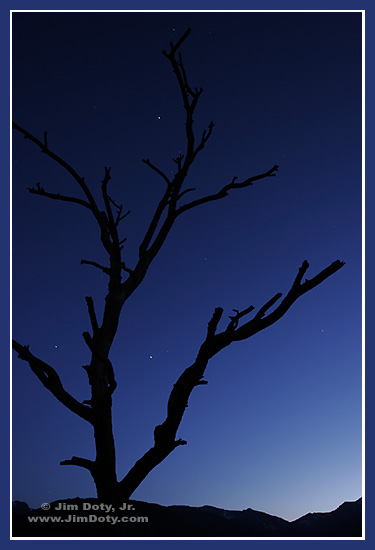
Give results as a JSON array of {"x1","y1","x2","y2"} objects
[{"x1": 12, "y1": 497, "x2": 362, "y2": 537}]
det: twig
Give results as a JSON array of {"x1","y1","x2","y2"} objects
[{"x1": 81, "y1": 259, "x2": 111, "y2": 275}]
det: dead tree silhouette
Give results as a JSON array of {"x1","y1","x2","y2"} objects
[{"x1": 12, "y1": 28, "x2": 344, "y2": 504}]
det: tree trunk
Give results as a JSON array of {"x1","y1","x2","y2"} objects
[
  {"x1": 92, "y1": 400, "x2": 118, "y2": 503},
  {"x1": 87, "y1": 350, "x2": 119, "y2": 503}
]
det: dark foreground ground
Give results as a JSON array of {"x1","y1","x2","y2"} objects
[{"x1": 12, "y1": 497, "x2": 362, "y2": 538}]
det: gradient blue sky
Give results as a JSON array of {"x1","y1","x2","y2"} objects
[{"x1": 11, "y1": 9, "x2": 362, "y2": 523}]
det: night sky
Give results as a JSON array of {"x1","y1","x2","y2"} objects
[{"x1": 11, "y1": 10, "x2": 362, "y2": 523}]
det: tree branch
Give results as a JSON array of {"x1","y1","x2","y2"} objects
[
  {"x1": 253, "y1": 292, "x2": 283, "y2": 321},
  {"x1": 135, "y1": 30, "x2": 277, "y2": 268},
  {"x1": 13, "y1": 121, "x2": 114, "y2": 255},
  {"x1": 80, "y1": 259, "x2": 111, "y2": 275},
  {"x1": 170, "y1": 27, "x2": 192, "y2": 54},
  {"x1": 117, "y1": 307, "x2": 221, "y2": 500},
  {"x1": 178, "y1": 51, "x2": 195, "y2": 97},
  {"x1": 231, "y1": 259, "x2": 345, "y2": 343},
  {"x1": 134, "y1": 31, "x2": 278, "y2": 287},
  {"x1": 161, "y1": 28, "x2": 214, "y2": 195},
  {"x1": 100, "y1": 166, "x2": 127, "y2": 243},
  {"x1": 118, "y1": 259, "x2": 344, "y2": 500},
  {"x1": 27, "y1": 183, "x2": 92, "y2": 210},
  {"x1": 12, "y1": 340, "x2": 93, "y2": 423},
  {"x1": 177, "y1": 187, "x2": 196, "y2": 200},
  {"x1": 226, "y1": 305, "x2": 255, "y2": 331},
  {"x1": 121, "y1": 261, "x2": 133, "y2": 275},
  {"x1": 118, "y1": 438, "x2": 186, "y2": 501},
  {"x1": 176, "y1": 164, "x2": 280, "y2": 216},
  {"x1": 85, "y1": 296, "x2": 99, "y2": 335},
  {"x1": 191, "y1": 121, "x2": 215, "y2": 162},
  {"x1": 172, "y1": 259, "x2": 345, "y2": 428},
  {"x1": 60, "y1": 456, "x2": 96, "y2": 472},
  {"x1": 142, "y1": 158, "x2": 171, "y2": 186},
  {"x1": 112, "y1": 202, "x2": 130, "y2": 227},
  {"x1": 138, "y1": 184, "x2": 173, "y2": 257},
  {"x1": 136, "y1": 30, "x2": 209, "y2": 263},
  {"x1": 100, "y1": 166, "x2": 115, "y2": 233},
  {"x1": 13, "y1": 121, "x2": 101, "y2": 216}
]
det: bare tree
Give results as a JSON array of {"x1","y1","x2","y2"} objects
[{"x1": 12, "y1": 28, "x2": 344, "y2": 505}]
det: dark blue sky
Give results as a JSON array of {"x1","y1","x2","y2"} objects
[{"x1": 12, "y1": 10, "x2": 362, "y2": 522}]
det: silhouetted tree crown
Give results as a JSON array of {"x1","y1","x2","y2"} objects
[{"x1": 13, "y1": 28, "x2": 344, "y2": 504}]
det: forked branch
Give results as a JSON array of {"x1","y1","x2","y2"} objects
[
  {"x1": 13, "y1": 121, "x2": 115, "y2": 256},
  {"x1": 135, "y1": 30, "x2": 277, "y2": 269},
  {"x1": 27, "y1": 183, "x2": 92, "y2": 210},
  {"x1": 176, "y1": 164, "x2": 279, "y2": 216},
  {"x1": 13, "y1": 121, "x2": 101, "y2": 217},
  {"x1": 100, "y1": 166, "x2": 129, "y2": 237},
  {"x1": 12, "y1": 340, "x2": 93, "y2": 423},
  {"x1": 118, "y1": 259, "x2": 344, "y2": 500},
  {"x1": 232, "y1": 259, "x2": 345, "y2": 342}
]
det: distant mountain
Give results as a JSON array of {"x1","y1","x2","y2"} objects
[
  {"x1": 290, "y1": 499, "x2": 363, "y2": 537},
  {"x1": 12, "y1": 497, "x2": 362, "y2": 538}
]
